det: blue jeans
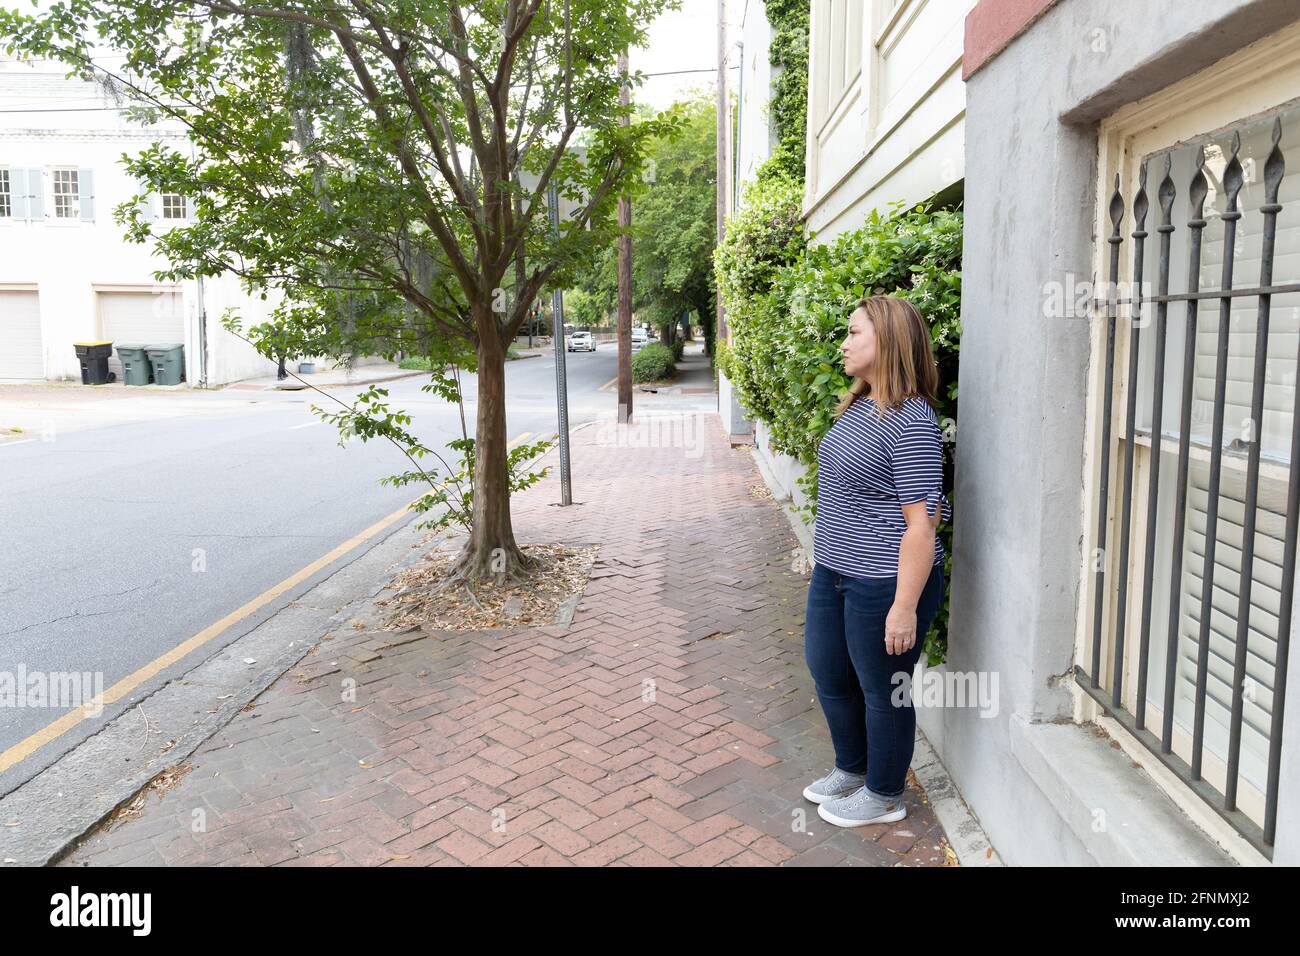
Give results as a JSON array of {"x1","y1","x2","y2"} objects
[{"x1": 803, "y1": 560, "x2": 945, "y2": 798}]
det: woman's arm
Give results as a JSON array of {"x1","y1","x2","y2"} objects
[
  {"x1": 886, "y1": 409, "x2": 949, "y2": 655},
  {"x1": 886, "y1": 502, "x2": 941, "y2": 655}
]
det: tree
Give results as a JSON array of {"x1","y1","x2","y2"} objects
[
  {"x1": 1, "y1": 0, "x2": 682, "y2": 584},
  {"x1": 569, "y1": 90, "x2": 716, "y2": 352},
  {"x1": 631, "y1": 89, "x2": 716, "y2": 351}
]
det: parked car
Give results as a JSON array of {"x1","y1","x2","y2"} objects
[
  {"x1": 567, "y1": 330, "x2": 596, "y2": 352},
  {"x1": 631, "y1": 328, "x2": 648, "y2": 351}
]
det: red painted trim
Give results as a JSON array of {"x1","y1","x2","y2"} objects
[{"x1": 963, "y1": 0, "x2": 1061, "y2": 81}]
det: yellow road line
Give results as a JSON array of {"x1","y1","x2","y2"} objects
[
  {"x1": 598, "y1": 376, "x2": 617, "y2": 392},
  {"x1": 0, "y1": 431, "x2": 532, "y2": 775}
]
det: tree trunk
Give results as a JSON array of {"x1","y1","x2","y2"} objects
[{"x1": 447, "y1": 302, "x2": 533, "y2": 585}]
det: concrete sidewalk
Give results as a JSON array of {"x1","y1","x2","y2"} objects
[
  {"x1": 60, "y1": 412, "x2": 962, "y2": 867},
  {"x1": 222, "y1": 361, "x2": 425, "y2": 392}
]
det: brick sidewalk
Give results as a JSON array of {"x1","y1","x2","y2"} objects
[{"x1": 62, "y1": 413, "x2": 954, "y2": 867}]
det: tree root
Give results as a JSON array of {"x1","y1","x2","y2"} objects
[{"x1": 439, "y1": 539, "x2": 540, "y2": 589}]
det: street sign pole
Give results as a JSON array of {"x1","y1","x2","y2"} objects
[{"x1": 547, "y1": 184, "x2": 573, "y2": 506}]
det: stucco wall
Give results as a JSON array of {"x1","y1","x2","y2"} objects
[{"x1": 946, "y1": 0, "x2": 1300, "y2": 865}]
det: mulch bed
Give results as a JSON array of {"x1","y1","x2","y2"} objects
[{"x1": 378, "y1": 543, "x2": 597, "y2": 632}]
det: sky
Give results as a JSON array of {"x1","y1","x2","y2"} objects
[
  {"x1": 629, "y1": 0, "x2": 742, "y2": 114},
  {"x1": 0, "y1": 0, "x2": 745, "y2": 117}
]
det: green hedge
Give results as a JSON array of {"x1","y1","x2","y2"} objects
[
  {"x1": 632, "y1": 342, "x2": 675, "y2": 383},
  {"x1": 716, "y1": 186, "x2": 962, "y2": 662}
]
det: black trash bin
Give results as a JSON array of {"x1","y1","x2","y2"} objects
[{"x1": 73, "y1": 342, "x2": 116, "y2": 385}]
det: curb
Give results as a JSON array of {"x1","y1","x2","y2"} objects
[{"x1": 304, "y1": 369, "x2": 429, "y2": 390}]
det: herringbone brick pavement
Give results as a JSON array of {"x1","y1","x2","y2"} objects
[{"x1": 62, "y1": 413, "x2": 953, "y2": 867}]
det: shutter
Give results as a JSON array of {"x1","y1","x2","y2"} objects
[
  {"x1": 26, "y1": 168, "x2": 44, "y2": 220},
  {"x1": 78, "y1": 167, "x2": 95, "y2": 221},
  {"x1": 1189, "y1": 116, "x2": 1300, "y2": 462},
  {"x1": 132, "y1": 186, "x2": 152, "y2": 221},
  {"x1": 7, "y1": 168, "x2": 28, "y2": 220},
  {"x1": 1172, "y1": 460, "x2": 1283, "y2": 793}
]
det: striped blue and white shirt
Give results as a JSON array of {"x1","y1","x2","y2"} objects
[{"x1": 813, "y1": 394, "x2": 951, "y2": 578}]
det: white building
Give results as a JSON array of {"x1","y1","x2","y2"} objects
[
  {"x1": 734, "y1": 0, "x2": 777, "y2": 204},
  {"x1": 718, "y1": 0, "x2": 778, "y2": 442},
  {"x1": 0, "y1": 58, "x2": 280, "y2": 385},
  {"x1": 802, "y1": 0, "x2": 969, "y2": 240}
]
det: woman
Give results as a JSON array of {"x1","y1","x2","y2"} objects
[{"x1": 801, "y1": 295, "x2": 951, "y2": 828}]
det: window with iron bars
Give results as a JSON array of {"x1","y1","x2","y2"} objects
[
  {"x1": 0, "y1": 168, "x2": 10, "y2": 219},
  {"x1": 1081, "y1": 104, "x2": 1300, "y2": 859}
]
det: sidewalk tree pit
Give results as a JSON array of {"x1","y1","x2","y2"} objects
[{"x1": 3, "y1": 0, "x2": 683, "y2": 587}]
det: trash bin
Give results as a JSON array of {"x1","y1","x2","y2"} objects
[
  {"x1": 115, "y1": 344, "x2": 153, "y2": 386},
  {"x1": 145, "y1": 343, "x2": 185, "y2": 386},
  {"x1": 73, "y1": 342, "x2": 116, "y2": 385}
]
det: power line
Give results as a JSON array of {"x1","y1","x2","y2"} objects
[
  {"x1": 0, "y1": 64, "x2": 741, "y2": 112},
  {"x1": 640, "y1": 66, "x2": 740, "y2": 77},
  {"x1": 0, "y1": 106, "x2": 160, "y2": 112}
]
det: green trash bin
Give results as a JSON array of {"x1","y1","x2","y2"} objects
[
  {"x1": 145, "y1": 343, "x2": 185, "y2": 386},
  {"x1": 115, "y1": 344, "x2": 153, "y2": 386}
]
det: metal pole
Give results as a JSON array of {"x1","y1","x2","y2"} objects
[
  {"x1": 196, "y1": 272, "x2": 208, "y2": 388},
  {"x1": 547, "y1": 184, "x2": 573, "y2": 506},
  {"x1": 617, "y1": 48, "x2": 633, "y2": 424}
]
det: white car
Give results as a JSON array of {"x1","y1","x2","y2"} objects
[
  {"x1": 567, "y1": 330, "x2": 596, "y2": 352},
  {"x1": 631, "y1": 328, "x2": 649, "y2": 351}
]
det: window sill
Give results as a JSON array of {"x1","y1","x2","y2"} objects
[
  {"x1": 1009, "y1": 712, "x2": 1243, "y2": 865},
  {"x1": 1129, "y1": 428, "x2": 1290, "y2": 483}
]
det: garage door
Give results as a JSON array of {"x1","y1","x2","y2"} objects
[
  {"x1": 0, "y1": 291, "x2": 45, "y2": 381},
  {"x1": 98, "y1": 290, "x2": 185, "y2": 379}
]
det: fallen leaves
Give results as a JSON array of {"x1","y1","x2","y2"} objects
[
  {"x1": 379, "y1": 543, "x2": 597, "y2": 632},
  {"x1": 105, "y1": 763, "x2": 194, "y2": 830}
]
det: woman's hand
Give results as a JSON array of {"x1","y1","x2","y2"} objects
[{"x1": 885, "y1": 603, "x2": 917, "y2": 655}]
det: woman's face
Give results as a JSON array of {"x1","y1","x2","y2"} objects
[{"x1": 840, "y1": 307, "x2": 876, "y2": 380}]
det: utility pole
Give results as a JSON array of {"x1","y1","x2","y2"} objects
[
  {"x1": 715, "y1": 0, "x2": 729, "y2": 342},
  {"x1": 617, "y1": 47, "x2": 633, "y2": 424}
]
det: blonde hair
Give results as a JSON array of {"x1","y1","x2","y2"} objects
[{"x1": 833, "y1": 295, "x2": 940, "y2": 420}]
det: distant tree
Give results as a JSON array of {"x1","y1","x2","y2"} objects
[
  {"x1": 632, "y1": 90, "x2": 716, "y2": 350},
  {"x1": 569, "y1": 90, "x2": 715, "y2": 352}
]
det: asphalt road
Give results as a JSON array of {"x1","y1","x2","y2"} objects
[{"x1": 0, "y1": 344, "x2": 630, "y2": 794}]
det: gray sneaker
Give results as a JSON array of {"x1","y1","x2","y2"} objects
[
  {"x1": 817, "y1": 785, "x2": 907, "y2": 827},
  {"x1": 802, "y1": 767, "x2": 867, "y2": 804}
]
